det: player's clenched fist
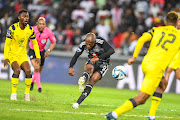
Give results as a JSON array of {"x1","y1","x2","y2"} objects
[
  {"x1": 4, "y1": 59, "x2": 10, "y2": 67},
  {"x1": 128, "y1": 57, "x2": 136, "y2": 65},
  {"x1": 69, "y1": 67, "x2": 75, "y2": 76}
]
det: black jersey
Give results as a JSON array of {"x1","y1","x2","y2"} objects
[{"x1": 69, "y1": 37, "x2": 115, "y2": 68}]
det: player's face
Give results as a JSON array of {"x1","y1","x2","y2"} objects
[
  {"x1": 37, "y1": 19, "x2": 46, "y2": 32},
  {"x1": 85, "y1": 40, "x2": 95, "y2": 50},
  {"x1": 177, "y1": 19, "x2": 180, "y2": 30},
  {"x1": 19, "y1": 12, "x2": 29, "y2": 26}
]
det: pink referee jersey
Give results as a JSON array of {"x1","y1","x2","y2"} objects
[{"x1": 29, "y1": 26, "x2": 56, "y2": 51}]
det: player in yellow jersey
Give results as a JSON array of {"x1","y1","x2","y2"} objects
[
  {"x1": 106, "y1": 11, "x2": 180, "y2": 120},
  {"x1": 4, "y1": 9, "x2": 40, "y2": 101},
  {"x1": 147, "y1": 18, "x2": 180, "y2": 120}
]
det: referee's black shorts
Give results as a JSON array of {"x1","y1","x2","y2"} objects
[{"x1": 28, "y1": 48, "x2": 45, "y2": 66}]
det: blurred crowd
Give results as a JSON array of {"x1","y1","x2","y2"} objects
[{"x1": 0, "y1": 0, "x2": 180, "y2": 56}]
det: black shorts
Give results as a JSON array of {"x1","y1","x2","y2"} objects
[
  {"x1": 28, "y1": 48, "x2": 45, "y2": 66},
  {"x1": 85, "y1": 58, "x2": 109, "y2": 78}
]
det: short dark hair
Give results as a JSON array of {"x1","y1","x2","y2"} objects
[
  {"x1": 166, "y1": 11, "x2": 178, "y2": 24},
  {"x1": 18, "y1": 9, "x2": 28, "y2": 16}
]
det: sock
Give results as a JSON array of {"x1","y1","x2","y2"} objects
[
  {"x1": 114, "y1": 98, "x2": 137, "y2": 116},
  {"x1": 11, "y1": 74, "x2": 19, "y2": 94},
  {"x1": 149, "y1": 92, "x2": 162, "y2": 117},
  {"x1": 25, "y1": 75, "x2": 32, "y2": 93},
  {"x1": 77, "y1": 84, "x2": 93, "y2": 104},
  {"x1": 34, "y1": 72, "x2": 41, "y2": 89},
  {"x1": 148, "y1": 115, "x2": 155, "y2": 119},
  {"x1": 32, "y1": 72, "x2": 36, "y2": 83},
  {"x1": 82, "y1": 72, "x2": 90, "y2": 82},
  {"x1": 111, "y1": 111, "x2": 118, "y2": 119}
]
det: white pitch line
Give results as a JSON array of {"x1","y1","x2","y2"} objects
[
  {"x1": 0, "y1": 98, "x2": 178, "y2": 112},
  {"x1": 9, "y1": 108, "x2": 177, "y2": 119}
]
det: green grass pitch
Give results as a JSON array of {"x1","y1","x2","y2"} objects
[{"x1": 0, "y1": 79, "x2": 179, "y2": 120}]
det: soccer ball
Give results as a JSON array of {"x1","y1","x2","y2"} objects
[{"x1": 112, "y1": 65, "x2": 127, "y2": 80}]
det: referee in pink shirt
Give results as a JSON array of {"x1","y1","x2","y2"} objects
[{"x1": 28, "y1": 17, "x2": 56, "y2": 93}]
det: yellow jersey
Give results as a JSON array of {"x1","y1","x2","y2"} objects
[
  {"x1": 4, "y1": 22, "x2": 40, "y2": 59},
  {"x1": 133, "y1": 26, "x2": 180, "y2": 71}
]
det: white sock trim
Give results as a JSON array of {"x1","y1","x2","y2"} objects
[
  {"x1": 112, "y1": 111, "x2": 118, "y2": 119},
  {"x1": 148, "y1": 115, "x2": 155, "y2": 119}
]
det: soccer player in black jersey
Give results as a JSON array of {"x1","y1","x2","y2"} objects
[{"x1": 68, "y1": 33, "x2": 115, "y2": 108}]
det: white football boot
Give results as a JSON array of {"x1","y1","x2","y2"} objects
[
  {"x1": 78, "y1": 77, "x2": 85, "y2": 92},
  {"x1": 10, "y1": 93, "x2": 17, "y2": 101},
  {"x1": 24, "y1": 93, "x2": 30, "y2": 101},
  {"x1": 72, "y1": 103, "x2": 79, "y2": 109}
]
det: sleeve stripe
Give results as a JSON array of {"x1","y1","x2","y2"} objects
[
  {"x1": 147, "y1": 31, "x2": 153, "y2": 37},
  {"x1": 12, "y1": 25, "x2": 15, "y2": 30},
  {"x1": 6, "y1": 36, "x2": 12, "y2": 39},
  {"x1": 30, "y1": 37, "x2": 35, "y2": 39},
  {"x1": 147, "y1": 28, "x2": 154, "y2": 37},
  {"x1": 29, "y1": 25, "x2": 32, "y2": 30},
  {"x1": 30, "y1": 31, "x2": 35, "y2": 37}
]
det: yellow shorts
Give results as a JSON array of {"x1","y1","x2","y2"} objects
[
  {"x1": 9, "y1": 53, "x2": 29, "y2": 66},
  {"x1": 140, "y1": 62, "x2": 164, "y2": 95},
  {"x1": 169, "y1": 51, "x2": 180, "y2": 70}
]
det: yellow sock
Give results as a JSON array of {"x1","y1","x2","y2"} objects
[
  {"x1": 149, "y1": 95, "x2": 162, "y2": 116},
  {"x1": 25, "y1": 77, "x2": 32, "y2": 93},
  {"x1": 11, "y1": 76, "x2": 19, "y2": 94},
  {"x1": 114, "y1": 99, "x2": 136, "y2": 116}
]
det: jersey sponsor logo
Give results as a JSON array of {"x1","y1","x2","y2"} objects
[
  {"x1": 77, "y1": 47, "x2": 82, "y2": 52},
  {"x1": 41, "y1": 39, "x2": 46, "y2": 44}
]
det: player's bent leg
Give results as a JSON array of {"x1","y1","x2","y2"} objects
[
  {"x1": 148, "y1": 76, "x2": 169, "y2": 119},
  {"x1": 148, "y1": 92, "x2": 162, "y2": 120},
  {"x1": 78, "y1": 76, "x2": 86, "y2": 92},
  {"x1": 72, "y1": 72, "x2": 100, "y2": 108},
  {"x1": 11, "y1": 61, "x2": 20, "y2": 100},
  {"x1": 78, "y1": 64, "x2": 94, "y2": 92},
  {"x1": 107, "y1": 91, "x2": 150, "y2": 119},
  {"x1": 21, "y1": 61, "x2": 32, "y2": 101},
  {"x1": 133, "y1": 91, "x2": 150, "y2": 105},
  {"x1": 165, "y1": 67, "x2": 174, "y2": 81},
  {"x1": 175, "y1": 68, "x2": 180, "y2": 79},
  {"x1": 72, "y1": 84, "x2": 93, "y2": 109}
]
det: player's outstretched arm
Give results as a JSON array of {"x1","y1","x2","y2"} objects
[{"x1": 133, "y1": 33, "x2": 152, "y2": 58}]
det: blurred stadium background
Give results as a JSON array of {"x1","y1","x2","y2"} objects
[{"x1": 0, "y1": 0, "x2": 180, "y2": 94}]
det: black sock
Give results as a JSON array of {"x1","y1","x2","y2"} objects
[
  {"x1": 82, "y1": 72, "x2": 90, "y2": 82},
  {"x1": 77, "y1": 84, "x2": 93, "y2": 104}
]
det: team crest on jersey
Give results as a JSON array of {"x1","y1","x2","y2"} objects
[
  {"x1": 6, "y1": 30, "x2": 11, "y2": 37},
  {"x1": 91, "y1": 53, "x2": 97, "y2": 57},
  {"x1": 41, "y1": 39, "x2": 46, "y2": 44},
  {"x1": 19, "y1": 38, "x2": 25, "y2": 47}
]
